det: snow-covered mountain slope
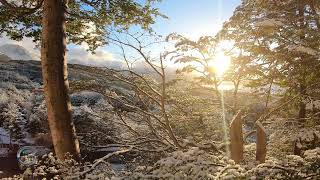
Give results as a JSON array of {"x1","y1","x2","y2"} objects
[
  {"x1": 0, "y1": 59, "x2": 133, "y2": 95},
  {"x1": 0, "y1": 59, "x2": 133, "y2": 150},
  {"x1": 0, "y1": 44, "x2": 34, "y2": 60}
]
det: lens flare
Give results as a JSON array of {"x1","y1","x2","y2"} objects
[{"x1": 208, "y1": 52, "x2": 231, "y2": 77}]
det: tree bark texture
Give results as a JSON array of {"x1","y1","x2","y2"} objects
[{"x1": 41, "y1": 0, "x2": 80, "y2": 160}]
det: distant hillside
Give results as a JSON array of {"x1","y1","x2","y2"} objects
[
  {"x1": 0, "y1": 59, "x2": 132, "y2": 95},
  {"x1": 0, "y1": 43, "x2": 178, "y2": 81},
  {"x1": 0, "y1": 44, "x2": 34, "y2": 60},
  {"x1": 0, "y1": 53, "x2": 11, "y2": 61}
]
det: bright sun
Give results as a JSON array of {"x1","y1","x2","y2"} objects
[{"x1": 208, "y1": 52, "x2": 231, "y2": 77}]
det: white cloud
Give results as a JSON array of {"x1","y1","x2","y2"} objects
[
  {"x1": 0, "y1": 36, "x2": 123, "y2": 68},
  {"x1": 67, "y1": 46, "x2": 125, "y2": 68}
]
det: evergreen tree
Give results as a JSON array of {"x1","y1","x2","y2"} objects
[{"x1": 220, "y1": 0, "x2": 320, "y2": 121}]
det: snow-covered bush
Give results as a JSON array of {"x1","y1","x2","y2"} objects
[
  {"x1": 1, "y1": 71, "x2": 30, "y2": 84},
  {"x1": 72, "y1": 104, "x2": 118, "y2": 154},
  {"x1": 22, "y1": 153, "x2": 79, "y2": 179},
  {"x1": 247, "y1": 148, "x2": 320, "y2": 179},
  {"x1": 1, "y1": 102, "x2": 24, "y2": 141},
  {"x1": 26, "y1": 98, "x2": 48, "y2": 135},
  {"x1": 265, "y1": 117, "x2": 320, "y2": 158},
  {"x1": 265, "y1": 118, "x2": 300, "y2": 158},
  {"x1": 293, "y1": 129, "x2": 320, "y2": 156},
  {"x1": 0, "y1": 85, "x2": 31, "y2": 142},
  {"x1": 70, "y1": 91, "x2": 104, "y2": 107},
  {"x1": 120, "y1": 146, "x2": 320, "y2": 180},
  {"x1": 24, "y1": 91, "x2": 117, "y2": 149},
  {"x1": 242, "y1": 143, "x2": 257, "y2": 167},
  {"x1": 125, "y1": 147, "x2": 246, "y2": 180}
]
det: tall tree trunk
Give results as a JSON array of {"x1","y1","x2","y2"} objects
[{"x1": 41, "y1": 0, "x2": 80, "y2": 160}]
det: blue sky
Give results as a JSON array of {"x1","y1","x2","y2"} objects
[
  {"x1": 152, "y1": 0, "x2": 241, "y2": 39},
  {"x1": 0, "y1": 0, "x2": 241, "y2": 66},
  {"x1": 103, "y1": 0, "x2": 242, "y2": 65}
]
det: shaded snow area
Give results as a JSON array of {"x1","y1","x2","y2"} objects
[
  {"x1": 0, "y1": 128, "x2": 10, "y2": 144},
  {"x1": 0, "y1": 128, "x2": 10, "y2": 157},
  {"x1": 0, "y1": 148, "x2": 9, "y2": 157},
  {"x1": 70, "y1": 91, "x2": 104, "y2": 107}
]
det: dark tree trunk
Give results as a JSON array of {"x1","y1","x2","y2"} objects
[{"x1": 41, "y1": 0, "x2": 80, "y2": 160}]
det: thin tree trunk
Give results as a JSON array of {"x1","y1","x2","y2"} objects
[
  {"x1": 41, "y1": 0, "x2": 80, "y2": 160},
  {"x1": 159, "y1": 56, "x2": 181, "y2": 148},
  {"x1": 298, "y1": 1, "x2": 307, "y2": 122},
  {"x1": 233, "y1": 80, "x2": 240, "y2": 110},
  {"x1": 298, "y1": 83, "x2": 307, "y2": 120},
  {"x1": 265, "y1": 78, "x2": 273, "y2": 108}
]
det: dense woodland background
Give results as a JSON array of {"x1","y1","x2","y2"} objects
[{"x1": 0, "y1": 0, "x2": 320, "y2": 179}]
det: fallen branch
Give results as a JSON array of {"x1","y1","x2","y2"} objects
[
  {"x1": 244, "y1": 130, "x2": 256, "y2": 143},
  {"x1": 74, "y1": 146, "x2": 133, "y2": 178},
  {"x1": 181, "y1": 139, "x2": 220, "y2": 153}
]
